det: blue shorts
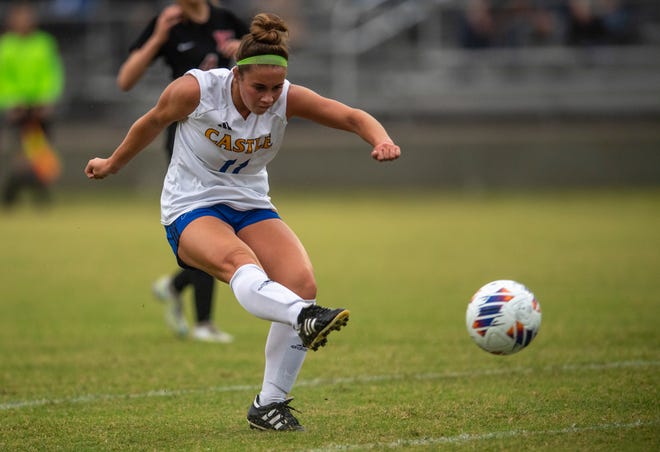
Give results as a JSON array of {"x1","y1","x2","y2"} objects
[{"x1": 164, "y1": 204, "x2": 280, "y2": 269}]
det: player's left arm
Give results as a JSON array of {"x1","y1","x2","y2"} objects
[{"x1": 287, "y1": 84, "x2": 400, "y2": 162}]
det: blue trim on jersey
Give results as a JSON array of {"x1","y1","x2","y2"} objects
[{"x1": 165, "y1": 204, "x2": 280, "y2": 269}]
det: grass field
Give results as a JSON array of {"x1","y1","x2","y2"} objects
[{"x1": 1, "y1": 188, "x2": 658, "y2": 451}]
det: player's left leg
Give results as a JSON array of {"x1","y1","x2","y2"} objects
[{"x1": 238, "y1": 219, "x2": 348, "y2": 421}]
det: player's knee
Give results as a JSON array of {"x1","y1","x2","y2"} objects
[
  {"x1": 206, "y1": 247, "x2": 259, "y2": 282},
  {"x1": 287, "y1": 269, "x2": 317, "y2": 301}
]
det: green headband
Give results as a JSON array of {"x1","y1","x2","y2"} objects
[{"x1": 236, "y1": 54, "x2": 288, "y2": 67}]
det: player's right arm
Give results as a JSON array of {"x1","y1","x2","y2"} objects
[
  {"x1": 85, "y1": 75, "x2": 199, "y2": 180},
  {"x1": 116, "y1": 5, "x2": 183, "y2": 91}
]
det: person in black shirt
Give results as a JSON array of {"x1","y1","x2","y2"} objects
[{"x1": 117, "y1": 0, "x2": 248, "y2": 343}]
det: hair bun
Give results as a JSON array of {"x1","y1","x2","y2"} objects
[
  {"x1": 250, "y1": 13, "x2": 288, "y2": 45},
  {"x1": 235, "y1": 12, "x2": 290, "y2": 63}
]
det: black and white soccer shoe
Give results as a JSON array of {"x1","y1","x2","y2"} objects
[
  {"x1": 247, "y1": 396, "x2": 304, "y2": 431},
  {"x1": 296, "y1": 305, "x2": 350, "y2": 351}
]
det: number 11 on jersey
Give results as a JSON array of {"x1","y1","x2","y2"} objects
[{"x1": 219, "y1": 159, "x2": 250, "y2": 174}]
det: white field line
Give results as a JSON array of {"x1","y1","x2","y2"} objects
[
  {"x1": 1, "y1": 359, "x2": 658, "y2": 411},
  {"x1": 304, "y1": 419, "x2": 660, "y2": 451}
]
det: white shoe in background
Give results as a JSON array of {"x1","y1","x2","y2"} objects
[
  {"x1": 192, "y1": 323, "x2": 235, "y2": 344},
  {"x1": 152, "y1": 275, "x2": 189, "y2": 337}
]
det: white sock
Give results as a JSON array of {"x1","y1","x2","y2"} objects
[
  {"x1": 258, "y1": 320, "x2": 309, "y2": 405},
  {"x1": 229, "y1": 264, "x2": 310, "y2": 326}
]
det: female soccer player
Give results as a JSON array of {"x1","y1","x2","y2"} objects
[{"x1": 85, "y1": 12, "x2": 400, "y2": 431}]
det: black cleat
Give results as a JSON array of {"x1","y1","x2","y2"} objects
[
  {"x1": 296, "y1": 305, "x2": 350, "y2": 351},
  {"x1": 247, "y1": 396, "x2": 304, "y2": 431}
]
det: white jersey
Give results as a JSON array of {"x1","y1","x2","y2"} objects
[{"x1": 160, "y1": 68, "x2": 290, "y2": 225}]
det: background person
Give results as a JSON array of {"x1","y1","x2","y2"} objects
[
  {"x1": 0, "y1": 1, "x2": 64, "y2": 209},
  {"x1": 85, "y1": 12, "x2": 400, "y2": 431},
  {"x1": 117, "y1": 0, "x2": 248, "y2": 343}
]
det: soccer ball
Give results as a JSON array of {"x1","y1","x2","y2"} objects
[{"x1": 465, "y1": 280, "x2": 542, "y2": 355}]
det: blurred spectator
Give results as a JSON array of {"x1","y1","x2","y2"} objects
[
  {"x1": 599, "y1": 0, "x2": 640, "y2": 44},
  {"x1": 457, "y1": 0, "x2": 641, "y2": 48},
  {"x1": 498, "y1": 0, "x2": 565, "y2": 46},
  {"x1": 561, "y1": 0, "x2": 641, "y2": 46},
  {"x1": 50, "y1": 0, "x2": 99, "y2": 19},
  {"x1": 565, "y1": 0, "x2": 607, "y2": 45},
  {"x1": 0, "y1": 1, "x2": 64, "y2": 209},
  {"x1": 459, "y1": 0, "x2": 496, "y2": 48},
  {"x1": 527, "y1": 3, "x2": 565, "y2": 46}
]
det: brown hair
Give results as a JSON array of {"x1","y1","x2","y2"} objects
[{"x1": 236, "y1": 13, "x2": 289, "y2": 71}]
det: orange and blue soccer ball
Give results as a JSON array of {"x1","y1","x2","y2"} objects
[{"x1": 466, "y1": 280, "x2": 542, "y2": 355}]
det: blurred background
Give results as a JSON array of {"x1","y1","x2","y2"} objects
[{"x1": 1, "y1": 0, "x2": 659, "y2": 193}]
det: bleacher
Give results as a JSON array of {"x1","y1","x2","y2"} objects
[{"x1": 5, "y1": 0, "x2": 658, "y2": 122}]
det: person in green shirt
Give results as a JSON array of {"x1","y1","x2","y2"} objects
[{"x1": 1, "y1": 1, "x2": 64, "y2": 207}]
